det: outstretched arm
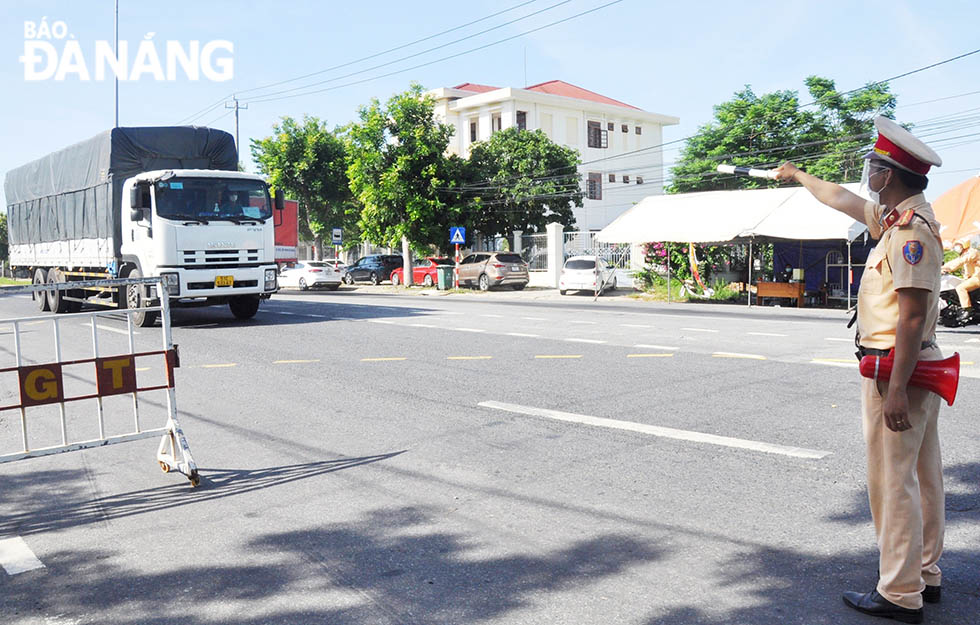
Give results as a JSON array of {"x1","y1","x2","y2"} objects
[{"x1": 774, "y1": 162, "x2": 869, "y2": 225}]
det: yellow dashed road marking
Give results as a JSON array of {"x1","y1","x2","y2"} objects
[{"x1": 201, "y1": 363, "x2": 238, "y2": 368}]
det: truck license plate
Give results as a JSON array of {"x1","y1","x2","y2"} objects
[{"x1": 215, "y1": 275, "x2": 234, "y2": 287}]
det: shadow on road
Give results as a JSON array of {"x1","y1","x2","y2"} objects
[
  {"x1": 0, "y1": 453, "x2": 404, "y2": 537},
  {"x1": 1, "y1": 504, "x2": 663, "y2": 625}
]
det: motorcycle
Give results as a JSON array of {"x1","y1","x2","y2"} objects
[{"x1": 938, "y1": 274, "x2": 980, "y2": 327}]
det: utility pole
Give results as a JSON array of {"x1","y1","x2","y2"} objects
[
  {"x1": 225, "y1": 97, "x2": 248, "y2": 164},
  {"x1": 114, "y1": 0, "x2": 119, "y2": 127}
]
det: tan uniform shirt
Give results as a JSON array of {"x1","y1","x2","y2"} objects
[{"x1": 857, "y1": 194, "x2": 941, "y2": 350}]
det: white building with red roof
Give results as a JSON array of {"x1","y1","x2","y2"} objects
[{"x1": 429, "y1": 80, "x2": 679, "y2": 230}]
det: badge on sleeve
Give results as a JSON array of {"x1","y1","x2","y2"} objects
[{"x1": 903, "y1": 240, "x2": 923, "y2": 265}]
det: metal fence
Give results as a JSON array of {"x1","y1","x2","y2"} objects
[
  {"x1": 563, "y1": 231, "x2": 631, "y2": 268},
  {"x1": 522, "y1": 233, "x2": 549, "y2": 271}
]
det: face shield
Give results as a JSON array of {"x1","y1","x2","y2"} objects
[{"x1": 860, "y1": 158, "x2": 892, "y2": 207}]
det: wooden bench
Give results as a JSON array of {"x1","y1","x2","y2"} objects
[{"x1": 755, "y1": 281, "x2": 805, "y2": 308}]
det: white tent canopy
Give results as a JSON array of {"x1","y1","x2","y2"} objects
[{"x1": 596, "y1": 183, "x2": 868, "y2": 243}]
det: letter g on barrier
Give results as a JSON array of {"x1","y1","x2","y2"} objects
[{"x1": 18, "y1": 364, "x2": 64, "y2": 407}]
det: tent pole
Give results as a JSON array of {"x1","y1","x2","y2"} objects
[
  {"x1": 847, "y1": 241, "x2": 852, "y2": 310},
  {"x1": 748, "y1": 240, "x2": 753, "y2": 307}
]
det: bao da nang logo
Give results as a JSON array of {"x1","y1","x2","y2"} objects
[{"x1": 20, "y1": 18, "x2": 233, "y2": 81}]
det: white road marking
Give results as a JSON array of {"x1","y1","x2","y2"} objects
[
  {"x1": 569, "y1": 320, "x2": 597, "y2": 325},
  {"x1": 564, "y1": 338, "x2": 606, "y2": 344},
  {"x1": 506, "y1": 332, "x2": 540, "y2": 337},
  {"x1": 0, "y1": 536, "x2": 45, "y2": 575},
  {"x1": 307, "y1": 314, "x2": 328, "y2": 318},
  {"x1": 367, "y1": 319, "x2": 396, "y2": 325},
  {"x1": 454, "y1": 328, "x2": 486, "y2": 333},
  {"x1": 479, "y1": 401, "x2": 832, "y2": 460},
  {"x1": 825, "y1": 337, "x2": 851, "y2": 342},
  {"x1": 967, "y1": 338, "x2": 980, "y2": 343},
  {"x1": 682, "y1": 327, "x2": 718, "y2": 333},
  {"x1": 408, "y1": 323, "x2": 437, "y2": 328},
  {"x1": 621, "y1": 324, "x2": 653, "y2": 329},
  {"x1": 278, "y1": 311, "x2": 297, "y2": 316},
  {"x1": 748, "y1": 332, "x2": 787, "y2": 337},
  {"x1": 83, "y1": 322, "x2": 137, "y2": 336},
  {"x1": 713, "y1": 352, "x2": 766, "y2": 360},
  {"x1": 522, "y1": 317, "x2": 547, "y2": 321},
  {"x1": 481, "y1": 314, "x2": 504, "y2": 318},
  {"x1": 811, "y1": 358, "x2": 858, "y2": 369},
  {"x1": 634, "y1": 344, "x2": 678, "y2": 351}
]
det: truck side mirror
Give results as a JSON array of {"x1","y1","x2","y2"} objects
[
  {"x1": 130, "y1": 208, "x2": 145, "y2": 222},
  {"x1": 275, "y1": 189, "x2": 285, "y2": 211},
  {"x1": 129, "y1": 185, "x2": 143, "y2": 210}
]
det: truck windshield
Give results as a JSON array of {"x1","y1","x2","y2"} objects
[{"x1": 154, "y1": 178, "x2": 272, "y2": 222}]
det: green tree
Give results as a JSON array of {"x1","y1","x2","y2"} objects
[
  {"x1": 465, "y1": 127, "x2": 581, "y2": 238},
  {"x1": 251, "y1": 116, "x2": 355, "y2": 259},
  {"x1": 668, "y1": 76, "x2": 895, "y2": 193},
  {"x1": 345, "y1": 84, "x2": 465, "y2": 257}
]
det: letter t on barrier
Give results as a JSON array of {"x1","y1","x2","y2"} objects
[{"x1": 96, "y1": 356, "x2": 137, "y2": 397}]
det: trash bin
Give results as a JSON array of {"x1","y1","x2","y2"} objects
[{"x1": 437, "y1": 266, "x2": 454, "y2": 290}]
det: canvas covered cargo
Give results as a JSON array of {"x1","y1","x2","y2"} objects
[{"x1": 4, "y1": 126, "x2": 237, "y2": 258}]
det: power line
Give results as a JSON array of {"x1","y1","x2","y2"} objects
[
  {"x1": 236, "y1": 0, "x2": 572, "y2": 103},
  {"x1": 242, "y1": 0, "x2": 627, "y2": 105},
  {"x1": 174, "y1": 0, "x2": 550, "y2": 125}
]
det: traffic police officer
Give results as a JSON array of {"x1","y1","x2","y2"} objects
[
  {"x1": 941, "y1": 237, "x2": 980, "y2": 321},
  {"x1": 774, "y1": 116, "x2": 944, "y2": 624}
]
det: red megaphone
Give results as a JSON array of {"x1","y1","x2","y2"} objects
[{"x1": 859, "y1": 350, "x2": 960, "y2": 406}]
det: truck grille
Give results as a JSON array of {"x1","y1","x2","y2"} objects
[{"x1": 181, "y1": 249, "x2": 260, "y2": 268}]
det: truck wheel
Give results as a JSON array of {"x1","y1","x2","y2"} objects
[
  {"x1": 229, "y1": 295, "x2": 260, "y2": 320},
  {"x1": 46, "y1": 269, "x2": 70, "y2": 314},
  {"x1": 125, "y1": 269, "x2": 158, "y2": 328},
  {"x1": 33, "y1": 268, "x2": 50, "y2": 312}
]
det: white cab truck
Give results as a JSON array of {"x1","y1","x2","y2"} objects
[{"x1": 4, "y1": 126, "x2": 283, "y2": 326}]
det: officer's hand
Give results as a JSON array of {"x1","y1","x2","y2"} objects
[
  {"x1": 773, "y1": 162, "x2": 800, "y2": 182},
  {"x1": 883, "y1": 387, "x2": 912, "y2": 432}
]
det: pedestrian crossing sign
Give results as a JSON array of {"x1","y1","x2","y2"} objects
[{"x1": 450, "y1": 227, "x2": 466, "y2": 245}]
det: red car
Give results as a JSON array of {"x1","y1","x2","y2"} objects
[{"x1": 390, "y1": 257, "x2": 453, "y2": 287}]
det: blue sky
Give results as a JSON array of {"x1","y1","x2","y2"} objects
[{"x1": 3, "y1": 0, "x2": 978, "y2": 211}]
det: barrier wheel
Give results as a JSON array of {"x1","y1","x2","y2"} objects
[
  {"x1": 159, "y1": 461, "x2": 171, "y2": 473},
  {"x1": 189, "y1": 472, "x2": 201, "y2": 488}
]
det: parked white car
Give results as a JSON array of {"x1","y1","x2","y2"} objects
[
  {"x1": 278, "y1": 261, "x2": 342, "y2": 291},
  {"x1": 559, "y1": 255, "x2": 616, "y2": 295}
]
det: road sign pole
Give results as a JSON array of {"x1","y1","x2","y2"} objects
[{"x1": 454, "y1": 244, "x2": 460, "y2": 289}]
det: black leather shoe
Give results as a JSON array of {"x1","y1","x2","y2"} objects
[
  {"x1": 922, "y1": 584, "x2": 941, "y2": 604},
  {"x1": 843, "y1": 590, "x2": 923, "y2": 623}
]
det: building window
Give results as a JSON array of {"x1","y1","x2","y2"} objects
[
  {"x1": 622, "y1": 124, "x2": 628, "y2": 133},
  {"x1": 635, "y1": 126, "x2": 642, "y2": 135},
  {"x1": 608, "y1": 173, "x2": 616, "y2": 183},
  {"x1": 587, "y1": 172, "x2": 602, "y2": 200},
  {"x1": 607, "y1": 122, "x2": 614, "y2": 131},
  {"x1": 516, "y1": 111, "x2": 527, "y2": 130},
  {"x1": 587, "y1": 120, "x2": 608, "y2": 149},
  {"x1": 622, "y1": 175, "x2": 630, "y2": 184},
  {"x1": 492, "y1": 114, "x2": 502, "y2": 134},
  {"x1": 469, "y1": 120, "x2": 477, "y2": 142},
  {"x1": 636, "y1": 177, "x2": 644, "y2": 184}
]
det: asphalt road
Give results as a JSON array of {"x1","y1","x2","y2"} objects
[{"x1": 0, "y1": 286, "x2": 978, "y2": 624}]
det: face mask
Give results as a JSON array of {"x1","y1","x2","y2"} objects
[{"x1": 867, "y1": 168, "x2": 890, "y2": 205}]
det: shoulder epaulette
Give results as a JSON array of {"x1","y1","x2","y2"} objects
[{"x1": 896, "y1": 209, "x2": 916, "y2": 227}]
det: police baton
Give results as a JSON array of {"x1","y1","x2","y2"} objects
[{"x1": 716, "y1": 164, "x2": 779, "y2": 179}]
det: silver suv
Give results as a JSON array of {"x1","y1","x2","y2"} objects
[{"x1": 457, "y1": 252, "x2": 529, "y2": 291}]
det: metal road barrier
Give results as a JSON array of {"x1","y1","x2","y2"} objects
[{"x1": 0, "y1": 278, "x2": 199, "y2": 487}]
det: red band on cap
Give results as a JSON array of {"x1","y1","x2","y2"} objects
[{"x1": 873, "y1": 134, "x2": 931, "y2": 175}]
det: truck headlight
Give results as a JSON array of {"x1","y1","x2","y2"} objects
[
  {"x1": 264, "y1": 268, "x2": 277, "y2": 291},
  {"x1": 160, "y1": 272, "x2": 180, "y2": 296}
]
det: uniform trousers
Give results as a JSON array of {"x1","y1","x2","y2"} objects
[
  {"x1": 860, "y1": 345, "x2": 945, "y2": 610},
  {"x1": 954, "y1": 275, "x2": 980, "y2": 308}
]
